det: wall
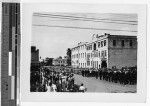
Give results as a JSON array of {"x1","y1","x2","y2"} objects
[
  {"x1": 108, "y1": 36, "x2": 137, "y2": 69},
  {"x1": 108, "y1": 48, "x2": 137, "y2": 69}
]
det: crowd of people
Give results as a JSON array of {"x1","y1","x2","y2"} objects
[
  {"x1": 30, "y1": 66, "x2": 86, "y2": 92},
  {"x1": 30, "y1": 65, "x2": 137, "y2": 92},
  {"x1": 80, "y1": 66, "x2": 137, "y2": 85}
]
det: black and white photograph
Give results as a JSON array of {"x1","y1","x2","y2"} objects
[
  {"x1": 20, "y1": 2, "x2": 147, "y2": 103},
  {"x1": 0, "y1": 0, "x2": 148, "y2": 105},
  {"x1": 30, "y1": 13, "x2": 137, "y2": 93}
]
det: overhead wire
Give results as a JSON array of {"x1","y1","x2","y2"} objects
[
  {"x1": 33, "y1": 13, "x2": 137, "y2": 25},
  {"x1": 33, "y1": 13, "x2": 137, "y2": 32},
  {"x1": 33, "y1": 24, "x2": 137, "y2": 32},
  {"x1": 33, "y1": 13, "x2": 137, "y2": 23}
]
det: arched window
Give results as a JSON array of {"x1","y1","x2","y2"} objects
[
  {"x1": 94, "y1": 43, "x2": 96, "y2": 50},
  {"x1": 101, "y1": 41, "x2": 103, "y2": 47},
  {"x1": 104, "y1": 40, "x2": 106, "y2": 46}
]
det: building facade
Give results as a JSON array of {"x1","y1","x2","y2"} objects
[{"x1": 71, "y1": 33, "x2": 137, "y2": 69}]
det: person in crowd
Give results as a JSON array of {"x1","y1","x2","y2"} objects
[
  {"x1": 46, "y1": 82, "x2": 52, "y2": 92},
  {"x1": 79, "y1": 83, "x2": 86, "y2": 93},
  {"x1": 51, "y1": 82, "x2": 57, "y2": 92}
]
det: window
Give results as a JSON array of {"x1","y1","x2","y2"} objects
[
  {"x1": 121, "y1": 40, "x2": 125, "y2": 47},
  {"x1": 104, "y1": 40, "x2": 106, "y2": 46},
  {"x1": 101, "y1": 51, "x2": 104, "y2": 57},
  {"x1": 113, "y1": 40, "x2": 116, "y2": 46},
  {"x1": 101, "y1": 41, "x2": 103, "y2": 47},
  {"x1": 130, "y1": 40, "x2": 133, "y2": 47},
  {"x1": 89, "y1": 53, "x2": 90, "y2": 58},
  {"x1": 105, "y1": 50, "x2": 107, "y2": 56},
  {"x1": 98, "y1": 42, "x2": 101, "y2": 48},
  {"x1": 94, "y1": 43, "x2": 96, "y2": 50},
  {"x1": 90, "y1": 45, "x2": 92, "y2": 50},
  {"x1": 87, "y1": 61, "x2": 90, "y2": 66},
  {"x1": 99, "y1": 51, "x2": 101, "y2": 57}
]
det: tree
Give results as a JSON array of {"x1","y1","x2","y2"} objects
[
  {"x1": 66, "y1": 48, "x2": 72, "y2": 66},
  {"x1": 45, "y1": 57, "x2": 54, "y2": 66}
]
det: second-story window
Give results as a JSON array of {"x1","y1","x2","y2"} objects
[
  {"x1": 94, "y1": 43, "x2": 96, "y2": 50},
  {"x1": 101, "y1": 51, "x2": 104, "y2": 57},
  {"x1": 130, "y1": 40, "x2": 133, "y2": 47},
  {"x1": 121, "y1": 40, "x2": 125, "y2": 47},
  {"x1": 113, "y1": 40, "x2": 116, "y2": 46},
  {"x1": 104, "y1": 40, "x2": 106, "y2": 46},
  {"x1": 90, "y1": 45, "x2": 92, "y2": 50},
  {"x1": 101, "y1": 41, "x2": 103, "y2": 47},
  {"x1": 98, "y1": 42, "x2": 101, "y2": 48}
]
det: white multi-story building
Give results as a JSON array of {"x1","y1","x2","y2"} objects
[{"x1": 71, "y1": 33, "x2": 137, "y2": 69}]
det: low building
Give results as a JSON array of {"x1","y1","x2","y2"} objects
[
  {"x1": 53, "y1": 56, "x2": 67, "y2": 66},
  {"x1": 71, "y1": 33, "x2": 137, "y2": 69}
]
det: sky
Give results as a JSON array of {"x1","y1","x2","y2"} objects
[{"x1": 32, "y1": 13, "x2": 137, "y2": 59}]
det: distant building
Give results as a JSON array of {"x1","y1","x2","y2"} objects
[
  {"x1": 71, "y1": 33, "x2": 137, "y2": 69},
  {"x1": 31, "y1": 46, "x2": 39, "y2": 66},
  {"x1": 53, "y1": 56, "x2": 67, "y2": 66}
]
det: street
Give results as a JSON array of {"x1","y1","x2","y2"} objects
[{"x1": 74, "y1": 74, "x2": 136, "y2": 93}]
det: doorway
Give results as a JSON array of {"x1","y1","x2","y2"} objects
[{"x1": 101, "y1": 60, "x2": 107, "y2": 68}]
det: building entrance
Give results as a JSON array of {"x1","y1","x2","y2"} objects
[{"x1": 101, "y1": 60, "x2": 107, "y2": 68}]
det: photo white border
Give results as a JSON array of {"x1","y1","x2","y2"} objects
[{"x1": 20, "y1": 3, "x2": 147, "y2": 102}]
